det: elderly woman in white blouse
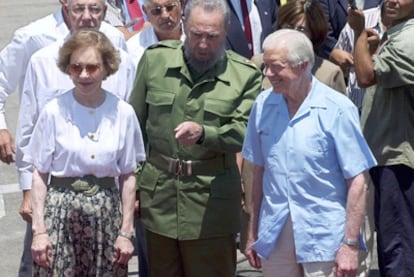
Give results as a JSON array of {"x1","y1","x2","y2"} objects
[{"x1": 25, "y1": 30, "x2": 146, "y2": 276}]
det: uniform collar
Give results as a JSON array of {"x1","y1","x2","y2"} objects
[{"x1": 166, "y1": 43, "x2": 231, "y2": 85}]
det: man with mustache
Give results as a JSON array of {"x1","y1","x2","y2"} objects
[
  {"x1": 129, "y1": 0, "x2": 261, "y2": 275},
  {"x1": 127, "y1": 0, "x2": 185, "y2": 64}
]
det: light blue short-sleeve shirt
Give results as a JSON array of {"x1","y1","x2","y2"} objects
[{"x1": 242, "y1": 78, "x2": 377, "y2": 262}]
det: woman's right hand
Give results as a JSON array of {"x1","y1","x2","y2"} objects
[
  {"x1": 113, "y1": 236, "x2": 134, "y2": 264},
  {"x1": 31, "y1": 233, "x2": 52, "y2": 267}
]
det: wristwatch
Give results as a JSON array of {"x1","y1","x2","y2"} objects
[
  {"x1": 119, "y1": 230, "x2": 135, "y2": 241},
  {"x1": 342, "y1": 238, "x2": 359, "y2": 247}
]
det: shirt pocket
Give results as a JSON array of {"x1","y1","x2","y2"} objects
[
  {"x1": 145, "y1": 89, "x2": 175, "y2": 118},
  {"x1": 138, "y1": 163, "x2": 161, "y2": 192},
  {"x1": 204, "y1": 97, "x2": 234, "y2": 126}
]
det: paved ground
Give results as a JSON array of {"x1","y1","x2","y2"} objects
[{"x1": 0, "y1": 1, "x2": 379, "y2": 276}]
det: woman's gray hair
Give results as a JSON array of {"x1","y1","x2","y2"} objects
[
  {"x1": 263, "y1": 29, "x2": 315, "y2": 72},
  {"x1": 183, "y1": 0, "x2": 230, "y2": 27}
]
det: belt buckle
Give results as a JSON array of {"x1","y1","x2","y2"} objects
[
  {"x1": 168, "y1": 159, "x2": 192, "y2": 176},
  {"x1": 71, "y1": 179, "x2": 91, "y2": 191},
  {"x1": 183, "y1": 160, "x2": 192, "y2": 176},
  {"x1": 168, "y1": 158, "x2": 182, "y2": 176}
]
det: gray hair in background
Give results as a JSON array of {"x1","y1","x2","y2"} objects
[
  {"x1": 67, "y1": 0, "x2": 107, "y2": 6},
  {"x1": 183, "y1": 0, "x2": 230, "y2": 28},
  {"x1": 142, "y1": 0, "x2": 153, "y2": 6},
  {"x1": 263, "y1": 29, "x2": 315, "y2": 73}
]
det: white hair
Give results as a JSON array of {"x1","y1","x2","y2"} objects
[
  {"x1": 263, "y1": 29, "x2": 315, "y2": 73},
  {"x1": 67, "y1": 0, "x2": 106, "y2": 6}
]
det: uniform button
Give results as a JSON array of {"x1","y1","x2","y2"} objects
[
  {"x1": 89, "y1": 110, "x2": 94, "y2": 115},
  {"x1": 91, "y1": 154, "x2": 95, "y2": 159}
]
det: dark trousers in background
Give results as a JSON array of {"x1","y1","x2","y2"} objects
[
  {"x1": 135, "y1": 219, "x2": 148, "y2": 277},
  {"x1": 146, "y1": 230, "x2": 236, "y2": 277},
  {"x1": 370, "y1": 165, "x2": 414, "y2": 277}
]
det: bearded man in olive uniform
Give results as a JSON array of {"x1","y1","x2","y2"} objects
[{"x1": 129, "y1": 0, "x2": 262, "y2": 275}]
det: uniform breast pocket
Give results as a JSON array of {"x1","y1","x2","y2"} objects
[
  {"x1": 204, "y1": 97, "x2": 234, "y2": 125},
  {"x1": 145, "y1": 90, "x2": 175, "y2": 118}
]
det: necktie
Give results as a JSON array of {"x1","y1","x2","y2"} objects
[
  {"x1": 240, "y1": 0, "x2": 253, "y2": 56},
  {"x1": 125, "y1": 0, "x2": 145, "y2": 31}
]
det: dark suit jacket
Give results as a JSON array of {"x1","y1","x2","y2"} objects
[
  {"x1": 226, "y1": 0, "x2": 278, "y2": 59},
  {"x1": 317, "y1": 0, "x2": 383, "y2": 59}
]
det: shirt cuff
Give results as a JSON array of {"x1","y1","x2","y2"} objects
[
  {"x1": 0, "y1": 113, "x2": 7, "y2": 129},
  {"x1": 19, "y1": 171, "x2": 33, "y2": 190}
]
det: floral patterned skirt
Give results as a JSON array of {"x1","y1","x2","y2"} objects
[{"x1": 33, "y1": 186, "x2": 128, "y2": 276}]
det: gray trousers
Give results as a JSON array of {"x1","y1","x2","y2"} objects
[{"x1": 18, "y1": 222, "x2": 32, "y2": 277}]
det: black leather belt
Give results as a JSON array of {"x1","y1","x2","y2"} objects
[
  {"x1": 50, "y1": 175, "x2": 115, "y2": 196},
  {"x1": 148, "y1": 151, "x2": 227, "y2": 176}
]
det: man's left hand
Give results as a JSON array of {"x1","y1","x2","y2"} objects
[
  {"x1": 334, "y1": 244, "x2": 359, "y2": 277},
  {"x1": 174, "y1": 121, "x2": 203, "y2": 145}
]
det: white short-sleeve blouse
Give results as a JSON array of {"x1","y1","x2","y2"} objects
[{"x1": 24, "y1": 90, "x2": 146, "y2": 178}]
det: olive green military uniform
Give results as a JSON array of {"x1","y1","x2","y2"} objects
[{"x1": 129, "y1": 40, "x2": 261, "y2": 276}]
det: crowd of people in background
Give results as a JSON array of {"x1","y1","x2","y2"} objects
[{"x1": 0, "y1": 0, "x2": 413, "y2": 276}]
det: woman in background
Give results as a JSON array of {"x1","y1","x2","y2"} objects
[{"x1": 251, "y1": 0, "x2": 346, "y2": 93}]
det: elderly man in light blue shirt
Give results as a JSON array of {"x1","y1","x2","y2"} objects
[{"x1": 242, "y1": 29, "x2": 377, "y2": 277}]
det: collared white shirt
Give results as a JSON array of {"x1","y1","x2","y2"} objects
[
  {"x1": 0, "y1": 9, "x2": 127, "y2": 130},
  {"x1": 229, "y1": 0, "x2": 263, "y2": 55},
  {"x1": 127, "y1": 24, "x2": 186, "y2": 66},
  {"x1": 16, "y1": 40, "x2": 135, "y2": 190},
  {"x1": 23, "y1": 90, "x2": 146, "y2": 178},
  {"x1": 0, "y1": 10, "x2": 69, "y2": 129}
]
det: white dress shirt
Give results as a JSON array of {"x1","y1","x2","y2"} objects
[
  {"x1": 23, "y1": 91, "x2": 146, "y2": 178},
  {"x1": 229, "y1": 0, "x2": 263, "y2": 55},
  {"x1": 0, "y1": 10, "x2": 69, "y2": 129},
  {"x1": 16, "y1": 40, "x2": 136, "y2": 190},
  {"x1": 127, "y1": 24, "x2": 186, "y2": 66},
  {"x1": 0, "y1": 9, "x2": 127, "y2": 130}
]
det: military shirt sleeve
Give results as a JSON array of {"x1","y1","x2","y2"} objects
[{"x1": 201, "y1": 62, "x2": 262, "y2": 153}]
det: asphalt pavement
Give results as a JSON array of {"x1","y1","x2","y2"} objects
[{"x1": 0, "y1": 1, "x2": 378, "y2": 276}]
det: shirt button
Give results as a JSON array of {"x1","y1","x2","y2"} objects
[
  {"x1": 89, "y1": 110, "x2": 94, "y2": 115},
  {"x1": 91, "y1": 154, "x2": 95, "y2": 159}
]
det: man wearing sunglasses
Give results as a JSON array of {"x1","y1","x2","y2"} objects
[
  {"x1": 14, "y1": 0, "x2": 132, "y2": 276},
  {"x1": 129, "y1": 0, "x2": 261, "y2": 275},
  {"x1": 127, "y1": 0, "x2": 184, "y2": 64}
]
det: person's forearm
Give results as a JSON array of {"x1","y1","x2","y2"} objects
[
  {"x1": 31, "y1": 169, "x2": 48, "y2": 234},
  {"x1": 248, "y1": 165, "x2": 264, "y2": 241},
  {"x1": 353, "y1": 29, "x2": 377, "y2": 87},
  {"x1": 119, "y1": 172, "x2": 136, "y2": 233},
  {"x1": 344, "y1": 172, "x2": 367, "y2": 241}
]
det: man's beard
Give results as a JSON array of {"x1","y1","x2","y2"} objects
[{"x1": 184, "y1": 39, "x2": 226, "y2": 74}]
